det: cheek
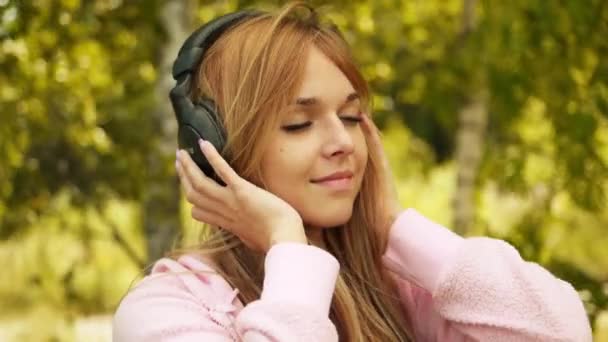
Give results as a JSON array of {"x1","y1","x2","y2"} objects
[{"x1": 261, "y1": 144, "x2": 313, "y2": 190}]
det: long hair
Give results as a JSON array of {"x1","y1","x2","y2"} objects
[{"x1": 177, "y1": 2, "x2": 412, "y2": 341}]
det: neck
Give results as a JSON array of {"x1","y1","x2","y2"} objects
[{"x1": 305, "y1": 225, "x2": 326, "y2": 248}]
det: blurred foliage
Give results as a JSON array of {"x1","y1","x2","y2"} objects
[
  {"x1": 0, "y1": 0, "x2": 607, "y2": 340},
  {"x1": 0, "y1": 0, "x2": 166, "y2": 235}
]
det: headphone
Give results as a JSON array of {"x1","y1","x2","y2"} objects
[{"x1": 169, "y1": 10, "x2": 260, "y2": 185}]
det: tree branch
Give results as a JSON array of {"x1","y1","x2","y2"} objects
[{"x1": 108, "y1": 219, "x2": 146, "y2": 269}]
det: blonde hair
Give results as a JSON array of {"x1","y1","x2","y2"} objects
[{"x1": 178, "y1": 2, "x2": 412, "y2": 341}]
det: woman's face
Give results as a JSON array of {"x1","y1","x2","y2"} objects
[{"x1": 260, "y1": 46, "x2": 368, "y2": 230}]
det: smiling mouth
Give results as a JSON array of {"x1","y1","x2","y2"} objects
[
  {"x1": 311, "y1": 176, "x2": 353, "y2": 191},
  {"x1": 310, "y1": 170, "x2": 354, "y2": 183}
]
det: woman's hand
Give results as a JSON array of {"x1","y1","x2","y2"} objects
[
  {"x1": 361, "y1": 114, "x2": 404, "y2": 236},
  {"x1": 175, "y1": 140, "x2": 307, "y2": 252}
]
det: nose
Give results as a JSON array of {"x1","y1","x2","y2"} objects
[{"x1": 321, "y1": 116, "x2": 355, "y2": 158}]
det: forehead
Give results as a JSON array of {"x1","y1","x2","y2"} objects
[{"x1": 296, "y1": 47, "x2": 356, "y2": 105}]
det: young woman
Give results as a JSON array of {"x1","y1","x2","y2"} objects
[{"x1": 113, "y1": 3, "x2": 591, "y2": 341}]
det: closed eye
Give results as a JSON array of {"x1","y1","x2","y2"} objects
[
  {"x1": 281, "y1": 122, "x2": 312, "y2": 132},
  {"x1": 340, "y1": 115, "x2": 362, "y2": 125},
  {"x1": 281, "y1": 114, "x2": 362, "y2": 132}
]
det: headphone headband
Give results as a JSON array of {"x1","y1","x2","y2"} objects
[{"x1": 172, "y1": 11, "x2": 258, "y2": 80}]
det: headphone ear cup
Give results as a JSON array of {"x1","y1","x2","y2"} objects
[
  {"x1": 198, "y1": 99, "x2": 226, "y2": 144},
  {"x1": 178, "y1": 101, "x2": 227, "y2": 186},
  {"x1": 172, "y1": 10, "x2": 258, "y2": 187}
]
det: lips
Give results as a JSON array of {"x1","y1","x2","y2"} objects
[{"x1": 311, "y1": 170, "x2": 354, "y2": 183}]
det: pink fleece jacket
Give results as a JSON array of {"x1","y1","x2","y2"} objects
[{"x1": 112, "y1": 209, "x2": 592, "y2": 341}]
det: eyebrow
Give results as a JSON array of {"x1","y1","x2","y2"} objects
[{"x1": 295, "y1": 92, "x2": 360, "y2": 109}]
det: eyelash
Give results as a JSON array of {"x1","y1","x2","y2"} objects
[{"x1": 282, "y1": 115, "x2": 363, "y2": 132}]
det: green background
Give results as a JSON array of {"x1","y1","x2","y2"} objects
[{"x1": 1, "y1": 0, "x2": 607, "y2": 340}]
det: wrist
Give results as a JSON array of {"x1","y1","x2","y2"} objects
[{"x1": 268, "y1": 220, "x2": 307, "y2": 251}]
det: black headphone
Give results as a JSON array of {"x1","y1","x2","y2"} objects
[{"x1": 169, "y1": 10, "x2": 260, "y2": 185}]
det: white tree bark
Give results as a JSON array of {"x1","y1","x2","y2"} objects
[
  {"x1": 452, "y1": 0, "x2": 488, "y2": 235},
  {"x1": 144, "y1": 0, "x2": 194, "y2": 266},
  {"x1": 453, "y1": 92, "x2": 487, "y2": 235}
]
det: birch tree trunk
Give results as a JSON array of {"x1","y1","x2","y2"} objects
[
  {"x1": 452, "y1": 0, "x2": 488, "y2": 235},
  {"x1": 453, "y1": 92, "x2": 488, "y2": 235},
  {"x1": 144, "y1": 0, "x2": 194, "y2": 266}
]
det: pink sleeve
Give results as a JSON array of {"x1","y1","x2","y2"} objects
[
  {"x1": 113, "y1": 243, "x2": 339, "y2": 341},
  {"x1": 382, "y1": 208, "x2": 592, "y2": 341}
]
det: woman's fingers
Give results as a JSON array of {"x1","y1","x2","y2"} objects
[
  {"x1": 361, "y1": 115, "x2": 401, "y2": 217},
  {"x1": 361, "y1": 114, "x2": 382, "y2": 148},
  {"x1": 176, "y1": 156, "x2": 235, "y2": 223},
  {"x1": 361, "y1": 115, "x2": 391, "y2": 169},
  {"x1": 198, "y1": 139, "x2": 242, "y2": 187},
  {"x1": 175, "y1": 158, "x2": 208, "y2": 204},
  {"x1": 177, "y1": 150, "x2": 226, "y2": 202}
]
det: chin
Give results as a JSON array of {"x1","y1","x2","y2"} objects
[{"x1": 303, "y1": 206, "x2": 353, "y2": 229}]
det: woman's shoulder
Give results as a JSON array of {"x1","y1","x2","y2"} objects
[
  {"x1": 112, "y1": 254, "x2": 242, "y2": 341},
  {"x1": 123, "y1": 253, "x2": 238, "y2": 303},
  {"x1": 152, "y1": 254, "x2": 238, "y2": 300}
]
